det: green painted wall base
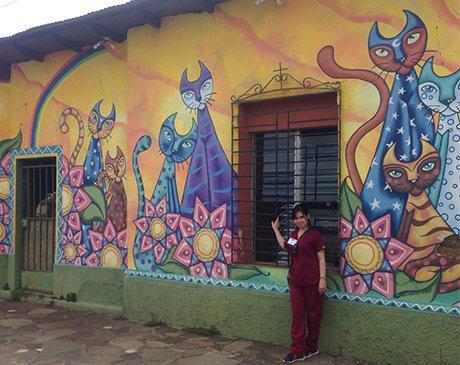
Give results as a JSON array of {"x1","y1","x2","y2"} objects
[
  {"x1": 53, "y1": 264, "x2": 123, "y2": 309},
  {"x1": 123, "y1": 276, "x2": 459, "y2": 365},
  {"x1": 0, "y1": 255, "x2": 8, "y2": 288},
  {"x1": 21, "y1": 271, "x2": 53, "y2": 292}
]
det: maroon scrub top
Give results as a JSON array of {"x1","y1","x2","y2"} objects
[{"x1": 287, "y1": 228, "x2": 326, "y2": 286}]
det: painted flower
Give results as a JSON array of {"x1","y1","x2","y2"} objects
[
  {"x1": 0, "y1": 152, "x2": 12, "y2": 202},
  {"x1": 0, "y1": 200, "x2": 11, "y2": 253},
  {"x1": 60, "y1": 217, "x2": 86, "y2": 266},
  {"x1": 61, "y1": 155, "x2": 90, "y2": 216},
  {"x1": 340, "y1": 208, "x2": 414, "y2": 298},
  {"x1": 59, "y1": 155, "x2": 88, "y2": 264},
  {"x1": 133, "y1": 196, "x2": 180, "y2": 265},
  {"x1": 0, "y1": 150, "x2": 14, "y2": 254},
  {"x1": 173, "y1": 197, "x2": 233, "y2": 279},
  {"x1": 87, "y1": 219, "x2": 127, "y2": 268}
]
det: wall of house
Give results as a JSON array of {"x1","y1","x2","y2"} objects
[{"x1": 0, "y1": 0, "x2": 458, "y2": 363}]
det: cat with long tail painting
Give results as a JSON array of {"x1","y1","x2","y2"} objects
[
  {"x1": 317, "y1": 10, "x2": 455, "y2": 294},
  {"x1": 132, "y1": 114, "x2": 197, "y2": 271},
  {"x1": 59, "y1": 100, "x2": 117, "y2": 264},
  {"x1": 319, "y1": 10, "x2": 435, "y2": 236}
]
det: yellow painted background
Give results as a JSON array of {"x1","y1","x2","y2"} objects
[{"x1": 0, "y1": 0, "x2": 458, "y2": 270}]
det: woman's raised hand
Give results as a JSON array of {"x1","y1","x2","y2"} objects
[{"x1": 271, "y1": 216, "x2": 280, "y2": 231}]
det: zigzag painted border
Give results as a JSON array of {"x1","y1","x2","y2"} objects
[
  {"x1": 124, "y1": 269, "x2": 459, "y2": 316},
  {"x1": 326, "y1": 291, "x2": 460, "y2": 315},
  {"x1": 124, "y1": 269, "x2": 290, "y2": 294},
  {"x1": 10, "y1": 146, "x2": 63, "y2": 257}
]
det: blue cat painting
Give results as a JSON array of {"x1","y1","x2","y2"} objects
[
  {"x1": 84, "y1": 100, "x2": 116, "y2": 186},
  {"x1": 418, "y1": 58, "x2": 460, "y2": 234},
  {"x1": 132, "y1": 113, "x2": 197, "y2": 271},
  {"x1": 360, "y1": 10, "x2": 435, "y2": 235}
]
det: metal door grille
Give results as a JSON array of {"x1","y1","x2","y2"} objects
[
  {"x1": 20, "y1": 158, "x2": 56, "y2": 272},
  {"x1": 231, "y1": 95, "x2": 340, "y2": 267}
]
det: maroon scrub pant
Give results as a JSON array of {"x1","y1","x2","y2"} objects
[{"x1": 289, "y1": 285, "x2": 323, "y2": 355}]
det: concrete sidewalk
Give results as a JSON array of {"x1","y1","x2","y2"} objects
[{"x1": 0, "y1": 299, "x2": 366, "y2": 364}]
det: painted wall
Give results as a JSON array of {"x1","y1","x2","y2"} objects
[{"x1": 0, "y1": 0, "x2": 458, "y2": 315}]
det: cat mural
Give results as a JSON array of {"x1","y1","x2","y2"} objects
[
  {"x1": 58, "y1": 101, "x2": 125, "y2": 267},
  {"x1": 131, "y1": 65, "x2": 267, "y2": 281},
  {"x1": 179, "y1": 61, "x2": 238, "y2": 231},
  {"x1": 317, "y1": 10, "x2": 457, "y2": 303},
  {"x1": 351, "y1": 10, "x2": 434, "y2": 235},
  {"x1": 418, "y1": 58, "x2": 460, "y2": 234},
  {"x1": 0, "y1": 130, "x2": 22, "y2": 255},
  {"x1": 133, "y1": 114, "x2": 197, "y2": 271},
  {"x1": 84, "y1": 100, "x2": 116, "y2": 186}
]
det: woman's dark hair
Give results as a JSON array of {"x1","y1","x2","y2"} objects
[{"x1": 291, "y1": 203, "x2": 310, "y2": 220}]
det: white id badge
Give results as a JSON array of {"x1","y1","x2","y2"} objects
[{"x1": 287, "y1": 238, "x2": 298, "y2": 246}]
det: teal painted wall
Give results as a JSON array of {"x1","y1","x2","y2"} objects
[{"x1": 124, "y1": 276, "x2": 459, "y2": 365}]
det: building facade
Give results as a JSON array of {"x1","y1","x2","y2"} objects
[{"x1": 0, "y1": 1, "x2": 458, "y2": 363}]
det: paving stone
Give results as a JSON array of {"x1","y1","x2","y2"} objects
[
  {"x1": 182, "y1": 346, "x2": 216, "y2": 358},
  {"x1": 35, "y1": 339, "x2": 86, "y2": 360},
  {"x1": 146, "y1": 340, "x2": 170, "y2": 349},
  {"x1": 140, "y1": 347, "x2": 183, "y2": 363},
  {"x1": 174, "y1": 351, "x2": 239, "y2": 365},
  {"x1": 86, "y1": 344, "x2": 125, "y2": 359},
  {"x1": 0, "y1": 318, "x2": 33, "y2": 328},
  {"x1": 109, "y1": 336, "x2": 144, "y2": 350},
  {"x1": 223, "y1": 340, "x2": 254, "y2": 353},
  {"x1": 28, "y1": 328, "x2": 77, "y2": 346},
  {"x1": 174, "y1": 337, "x2": 216, "y2": 350},
  {"x1": 27, "y1": 307, "x2": 58, "y2": 316}
]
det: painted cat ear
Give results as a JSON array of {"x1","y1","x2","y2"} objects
[
  {"x1": 420, "y1": 57, "x2": 436, "y2": 81},
  {"x1": 368, "y1": 21, "x2": 385, "y2": 46},
  {"x1": 165, "y1": 113, "x2": 177, "y2": 129},
  {"x1": 198, "y1": 60, "x2": 212, "y2": 80},
  {"x1": 109, "y1": 103, "x2": 116, "y2": 121},
  {"x1": 403, "y1": 10, "x2": 425, "y2": 31},
  {"x1": 93, "y1": 99, "x2": 104, "y2": 114},
  {"x1": 116, "y1": 146, "x2": 123, "y2": 158},
  {"x1": 181, "y1": 68, "x2": 190, "y2": 86}
]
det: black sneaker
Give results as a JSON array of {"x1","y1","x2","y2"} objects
[
  {"x1": 305, "y1": 350, "x2": 319, "y2": 358},
  {"x1": 283, "y1": 353, "x2": 306, "y2": 363}
]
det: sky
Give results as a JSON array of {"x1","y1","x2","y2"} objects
[{"x1": 0, "y1": 0, "x2": 130, "y2": 38}]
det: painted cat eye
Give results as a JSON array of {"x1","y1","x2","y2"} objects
[
  {"x1": 388, "y1": 170, "x2": 402, "y2": 178},
  {"x1": 104, "y1": 121, "x2": 113, "y2": 128},
  {"x1": 118, "y1": 158, "x2": 125, "y2": 166},
  {"x1": 201, "y1": 81, "x2": 211, "y2": 89},
  {"x1": 182, "y1": 141, "x2": 193, "y2": 148},
  {"x1": 406, "y1": 33, "x2": 421, "y2": 44},
  {"x1": 421, "y1": 161, "x2": 435, "y2": 172},
  {"x1": 90, "y1": 113, "x2": 98, "y2": 123},
  {"x1": 164, "y1": 130, "x2": 172, "y2": 141},
  {"x1": 375, "y1": 48, "x2": 389, "y2": 57},
  {"x1": 421, "y1": 84, "x2": 436, "y2": 94},
  {"x1": 183, "y1": 91, "x2": 194, "y2": 99}
]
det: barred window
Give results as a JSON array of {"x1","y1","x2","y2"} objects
[{"x1": 232, "y1": 93, "x2": 340, "y2": 267}]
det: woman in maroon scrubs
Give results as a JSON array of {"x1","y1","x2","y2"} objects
[{"x1": 272, "y1": 203, "x2": 327, "y2": 364}]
